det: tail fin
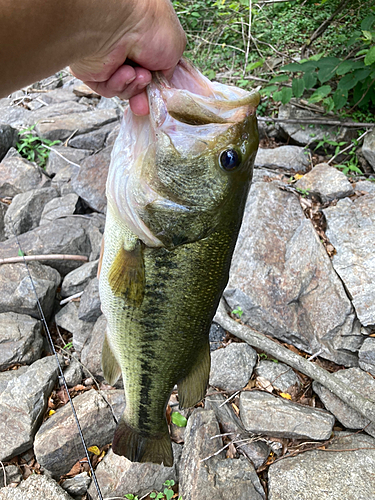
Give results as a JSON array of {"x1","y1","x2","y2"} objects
[{"x1": 112, "y1": 418, "x2": 173, "y2": 467}]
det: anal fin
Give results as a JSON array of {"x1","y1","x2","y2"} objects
[
  {"x1": 101, "y1": 333, "x2": 121, "y2": 386},
  {"x1": 178, "y1": 341, "x2": 210, "y2": 409}
]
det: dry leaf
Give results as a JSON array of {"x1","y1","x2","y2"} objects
[
  {"x1": 48, "y1": 409, "x2": 56, "y2": 416},
  {"x1": 88, "y1": 446, "x2": 100, "y2": 456},
  {"x1": 226, "y1": 442, "x2": 237, "y2": 459},
  {"x1": 256, "y1": 376, "x2": 274, "y2": 393},
  {"x1": 294, "y1": 174, "x2": 304, "y2": 180},
  {"x1": 279, "y1": 392, "x2": 292, "y2": 400},
  {"x1": 231, "y1": 403, "x2": 240, "y2": 416}
]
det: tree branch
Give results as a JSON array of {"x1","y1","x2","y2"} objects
[
  {"x1": 257, "y1": 116, "x2": 375, "y2": 128},
  {"x1": 0, "y1": 254, "x2": 88, "y2": 265}
]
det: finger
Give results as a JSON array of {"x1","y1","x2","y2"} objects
[{"x1": 129, "y1": 91, "x2": 149, "y2": 116}]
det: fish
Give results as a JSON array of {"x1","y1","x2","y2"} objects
[{"x1": 98, "y1": 59, "x2": 260, "y2": 467}]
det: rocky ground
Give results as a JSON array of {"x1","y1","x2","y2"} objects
[{"x1": 0, "y1": 70, "x2": 375, "y2": 500}]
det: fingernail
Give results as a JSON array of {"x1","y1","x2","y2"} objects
[{"x1": 125, "y1": 76, "x2": 136, "y2": 85}]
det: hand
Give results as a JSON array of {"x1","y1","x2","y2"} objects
[{"x1": 70, "y1": 0, "x2": 186, "y2": 115}]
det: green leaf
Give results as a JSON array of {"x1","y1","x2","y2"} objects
[
  {"x1": 18, "y1": 249, "x2": 25, "y2": 257},
  {"x1": 332, "y1": 89, "x2": 348, "y2": 110},
  {"x1": 365, "y1": 46, "x2": 375, "y2": 66},
  {"x1": 246, "y1": 60, "x2": 264, "y2": 71},
  {"x1": 308, "y1": 85, "x2": 331, "y2": 103},
  {"x1": 336, "y1": 61, "x2": 355, "y2": 76},
  {"x1": 281, "y1": 62, "x2": 302, "y2": 72},
  {"x1": 361, "y1": 14, "x2": 375, "y2": 31},
  {"x1": 299, "y1": 61, "x2": 319, "y2": 72},
  {"x1": 280, "y1": 87, "x2": 293, "y2": 105},
  {"x1": 171, "y1": 412, "x2": 188, "y2": 427},
  {"x1": 260, "y1": 85, "x2": 278, "y2": 96},
  {"x1": 165, "y1": 489, "x2": 174, "y2": 500},
  {"x1": 303, "y1": 71, "x2": 317, "y2": 89},
  {"x1": 292, "y1": 78, "x2": 305, "y2": 98},
  {"x1": 150, "y1": 493, "x2": 156, "y2": 499},
  {"x1": 272, "y1": 90, "x2": 283, "y2": 102},
  {"x1": 269, "y1": 75, "x2": 290, "y2": 83},
  {"x1": 338, "y1": 73, "x2": 359, "y2": 90},
  {"x1": 362, "y1": 30, "x2": 373, "y2": 42},
  {"x1": 355, "y1": 68, "x2": 372, "y2": 81},
  {"x1": 318, "y1": 65, "x2": 337, "y2": 84},
  {"x1": 323, "y1": 97, "x2": 335, "y2": 113},
  {"x1": 316, "y1": 57, "x2": 340, "y2": 69},
  {"x1": 356, "y1": 49, "x2": 369, "y2": 57}
]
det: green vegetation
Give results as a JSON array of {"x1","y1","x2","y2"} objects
[
  {"x1": 124, "y1": 480, "x2": 181, "y2": 500},
  {"x1": 231, "y1": 306, "x2": 243, "y2": 318},
  {"x1": 16, "y1": 125, "x2": 60, "y2": 168},
  {"x1": 171, "y1": 411, "x2": 188, "y2": 427}
]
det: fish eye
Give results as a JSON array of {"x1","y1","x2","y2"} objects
[{"x1": 219, "y1": 149, "x2": 242, "y2": 171}]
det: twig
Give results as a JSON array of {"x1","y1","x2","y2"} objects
[
  {"x1": 306, "y1": 349, "x2": 323, "y2": 361},
  {"x1": 327, "y1": 130, "x2": 371, "y2": 165},
  {"x1": 0, "y1": 461, "x2": 6, "y2": 487},
  {"x1": 219, "y1": 390, "x2": 241, "y2": 407},
  {"x1": 63, "y1": 129, "x2": 79, "y2": 147},
  {"x1": 214, "y1": 301, "x2": 375, "y2": 424},
  {"x1": 187, "y1": 33, "x2": 245, "y2": 54},
  {"x1": 243, "y1": 0, "x2": 253, "y2": 76},
  {"x1": 42, "y1": 145, "x2": 81, "y2": 168},
  {"x1": 0, "y1": 254, "x2": 88, "y2": 265},
  {"x1": 60, "y1": 291, "x2": 84, "y2": 305},
  {"x1": 257, "y1": 116, "x2": 375, "y2": 128}
]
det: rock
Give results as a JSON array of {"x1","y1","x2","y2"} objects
[
  {"x1": 362, "y1": 129, "x2": 375, "y2": 170},
  {"x1": 324, "y1": 194, "x2": 375, "y2": 326},
  {"x1": 63, "y1": 356, "x2": 83, "y2": 387},
  {"x1": 0, "y1": 263, "x2": 60, "y2": 320},
  {"x1": 359, "y1": 337, "x2": 375, "y2": 376},
  {"x1": 0, "y1": 202, "x2": 7, "y2": 242},
  {"x1": 355, "y1": 180, "x2": 375, "y2": 194},
  {"x1": 55, "y1": 302, "x2": 94, "y2": 354},
  {"x1": 0, "y1": 217, "x2": 92, "y2": 275},
  {"x1": 224, "y1": 182, "x2": 361, "y2": 367},
  {"x1": 255, "y1": 360, "x2": 300, "y2": 393},
  {"x1": 0, "y1": 312, "x2": 43, "y2": 370},
  {"x1": 68, "y1": 121, "x2": 118, "y2": 150},
  {"x1": 97, "y1": 97, "x2": 119, "y2": 110},
  {"x1": 38, "y1": 89, "x2": 80, "y2": 105},
  {"x1": 71, "y1": 146, "x2": 112, "y2": 212},
  {"x1": 61, "y1": 473, "x2": 91, "y2": 497},
  {"x1": 0, "y1": 106, "x2": 29, "y2": 128},
  {"x1": 35, "y1": 108, "x2": 118, "y2": 142},
  {"x1": 209, "y1": 322, "x2": 226, "y2": 351},
  {"x1": 61, "y1": 260, "x2": 99, "y2": 298},
  {"x1": 0, "y1": 465, "x2": 23, "y2": 488},
  {"x1": 239, "y1": 391, "x2": 334, "y2": 440},
  {"x1": 0, "y1": 366, "x2": 29, "y2": 394},
  {"x1": 295, "y1": 163, "x2": 354, "y2": 203},
  {"x1": 34, "y1": 389, "x2": 125, "y2": 477},
  {"x1": 205, "y1": 392, "x2": 270, "y2": 469},
  {"x1": 209, "y1": 343, "x2": 257, "y2": 392},
  {"x1": 39, "y1": 193, "x2": 80, "y2": 225},
  {"x1": 179, "y1": 409, "x2": 265, "y2": 500},
  {"x1": 80, "y1": 315, "x2": 106, "y2": 380},
  {"x1": 255, "y1": 146, "x2": 310, "y2": 173},
  {"x1": 0, "y1": 124, "x2": 18, "y2": 162},
  {"x1": 105, "y1": 123, "x2": 121, "y2": 147},
  {"x1": 313, "y1": 368, "x2": 375, "y2": 436},
  {"x1": 4, "y1": 187, "x2": 58, "y2": 237},
  {"x1": 45, "y1": 146, "x2": 91, "y2": 177},
  {"x1": 78, "y1": 278, "x2": 101, "y2": 322},
  {"x1": 0, "y1": 474, "x2": 75, "y2": 500},
  {"x1": 0, "y1": 356, "x2": 60, "y2": 461},
  {"x1": 267, "y1": 432, "x2": 375, "y2": 500},
  {"x1": 86, "y1": 213, "x2": 105, "y2": 261},
  {"x1": 87, "y1": 446, "x2": 179, "y2": 500},
  {"x1": 27, "y1": 102, "x2": 89, "y2": 126},
  {"x1": 0, "y1": 156, "x2": 49, "y2": 198}
]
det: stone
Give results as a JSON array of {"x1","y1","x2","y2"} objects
[
  {"x1": 255, "y1": 146, "x2": 310, "y2": 173},
  {"x1": 63, "y1": 356, "x2": 83, "y2": 387},
  {"x1": 45, "y1": 146, "x2": 91, "y2": 177},
  {"x1": 0, "y1": 202, "x2": 7, "y2": 242},
  {"x1": 0, "y1": 156, "x2": 49, "y2": 198},
  {"x1": 179, "y1": 409, "x2": 265, "y2": 500},
  {"x1": 71, "y1": 146, "x2": 112, "y2": 212},
  {"x1": 239, "y1": 391, "x2": 334, "y2": 440},
  {"x1": 0, "y1": 474, "x2": 75, "y2": 500},
  {"x1": 105, "y1": 122, "x2": 121, "y2": 147},
  {"x1": 0, "y1": 356, "x2": 60, "y2": 461},
  {"x1": 0, "y1": 312, "x2": 43, "y2": 370},
  {"x1": 78, "y1": 278, "x2": 101, "y2": 322},
  {"x1": 97, "y1": 97, "x2": 119, "y2": 110},
  {"x1": 0, "y1": 217, "x2": 92, "y2": 275},
  {"x1": 39, "y1": 193, "x2": 80, "y2": 225},
  {"x1": 362, "y1": 129, "x2": 375, "y2": 170},
  {"x1": 38, "y1": 89, "x2": 80, "y2": 105},
  {"x1": 313, "y1": 368, "x2": 375, "y2": 436},
  {"x1": 80, "y1": 315, "x2": 106, "y2": 380},
  {"x1": 295, "y1": 163, "x2": 354, "y2": 203},
  {"x1": 0, "y1": 263, "x2": 60, "y2": 320},
  {"x1": 255, "y1": 360, "x2": 300, "y2": 393},
  {"x1": 86, "y1": 213, "x2": 105, "y2": 261},
  {"x1": 68, "y1": 121, "x2": 118, "y2": 150},
  {"x1": 87, "y1": 446, "x2": 179, "y2": 500},
  {"x1": 324, "y1": 194, "x2": 375, "y2": 326},
  {"x1": 209, "y1": 343, "x2": 257, "y2": 392},
  {"x1": 61, "y1": 473, "x2": 91, "y2": 497},
  {"x1": 61, "y1": 260, "x2": 99, "y2": 298},
  {"x1": 0, "y1": 106, "x2": 29, "y2": 128},
  {"x1": 224, "y1": 182, "x2": 361, "y2": 367},
  {"x1": 34, "y1": 389, "x2": 125, "y2": 477},
  {"x1": 267, "y1": 432, "x2": 375, "y2": 500},
  {"x1": 355, "y1": 180, "x2": 375, "y2": 194},
  {"x1": 4, "y1": 187, "x2": 58, "y2": 237},
  {"x1": 0, "y1": 124, "x2": 18, "y2": 162},
  {"x1": 55, "y1": 302, "x2": 94, "y2": 354},
  {"x1": 0, "y1": 465, "x2": 23, "y2": 488},
  {"x1": 359, "y1": 337, "x2": 375, "y2": 376},
  {"x1": 209, "y1": 322, "x2": 226, "y2": 351},
  {"x1": 0, "y1": 366, "x2": 28, "y2": 395},
  {"x1": 35, "y1": 108, "x2": 118, "y2": 142},
  {"x1": 27, "y1": 102, "x2": 89, "y2": 126}
]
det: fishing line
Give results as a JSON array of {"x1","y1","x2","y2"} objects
[{"x1": 9, "y1": 222, "x2": 104, "y2": 500}]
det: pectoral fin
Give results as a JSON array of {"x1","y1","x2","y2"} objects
[
  {"x1": 97, "y1": 237, "x2": 104, "y2": 279},
  {"x1": 101, "y1": 333, "x2": 121, "y2": 386},
  {"x1": 108, "y1": 240, "x2": 145, "y2": 307},
  {"x1": 178, "y1": 341, "x2": 210, "y2": 409}
]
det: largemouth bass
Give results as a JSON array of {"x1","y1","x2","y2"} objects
[{"x1": 98, "y1": 59, "x2": 259, "y2": 467}]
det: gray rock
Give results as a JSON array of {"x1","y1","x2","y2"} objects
[
  {"x1": 224, "y1": 182, "x2": 361, "y2": 367},
  {"x1": 51, "y1": 165, "x2": 80, "y2": 195},
  {"x1": 255, "y1": 146, "x2": 310, "y2": 173},
  {"x1": 4, "y1": 187, "x2": 58, "y2": 237},
  {"x1": 0, "y1": 465, "x2": 22, "y2": 488},
  {"x1": 359, "y1": 337, "x2": 375, "y2": 376},
  {"x1": 34, "y1": 389, "x2": 125, "y2": 477},
  {"x1": 205, "y1": 392, "x2": 270, "y2": 469},
  {"x1": 105, "y1": 122, "x2": 121, "y2": 147},
  {"x1": 63, "y1": 356, "x2": 83, "y2": 387},
  {"x1": 38, "y1": 89, "x2": 80, "y2": 105},
  {"x1": 255, "y1": 360, "x2": 300, "y2": 393},
  {"x1": 68, "y1": 121, "x2": 118, "y2": 150},
  {"x1": 313, "y1": 368, "x2": 375, "y2": 436},
  {"x1": 239, "y1": 391, "x2": 334, "y2": 440},
  {"x1": 355, "y1": 180, "x2": 375, "y2": 194},
  {"x1": 0, "y1": 124, "x2": 18, "y2": 162},
  {"x1": 0, "y1": 367, "x2": 29, "y2": 395},
  {"x1": 0, "y1": 157, "x2": 49, "y2": 198},
  {"x1": 35, "y1": 108, "x2": 118, "y2": 142},
  {"x1": 363, "y1": 129, "x2": 375, "y2": 170},
  {"x1": 55, "y1": 302, "x2": 94, "y2": 354},
  {"x1": 267, "y1": 432, "x2": 375, "y2": 500},
  {"x1": 45, "y1": 146, "x2": 91, "y2": 177},
  {"x1": 0, "y1": 263, "x2": 60, "y2": 320},
  {"x1": 80, "y1": 314, "x2": 106, "y2": 380},
  {"x1": 97, "y1": 97, "x2": 119, "y2": 110},
  {"x1": 0, "y1": 356, "x2": 60, "y2": 461},
  {"x1": 61, "y1": 260, "x2": 99, "y2": 298},
  {"x1": 0, "y1": 474, "x2": 75, "y2": 500},
  {"x1": 209, "y1": 322, "x2": 226, "y2": 351},
  {"x1": 0, "y1": 312, "x2": 43, "y2": 369},
  {"x1": 71, "y1": 146, "x2": 112, "y2": 212},
  {"x1": 39, "y1": 193, "x2": 80, "y2": 225},
  {"x1": 295, "y1": 163, "x2": 354, "y2": 203},
  {"x1": 61, "y1": 473, "x2": 91, "y2": 497},
  {"x1": 324, "y1": 194, "x2": 375, "y2": 326},
  {"x1": 78, "y1": 278, "x2": 101, "y2": 322},
  {"x1": 0, "y1": 217, "x2": 92, "y2": 275},
  {"x1": 0, "y1": 106, "x2": 29, "y2": 128},
  {"x1": 0, "y1": 202, "x2": 6, "y2": 242},
  {"x1": 180, "y1": 409, "x2": 264, "y2": 500},
  {"x1": 209, "y1": 343, "x2": 257, "y2": 392},
  {"x1": 86, "y1": 213, "x2": 105, "y2": 261},
  {"x1": 27, "y1": 102, "x2": 89, "y2": 127},
  {"x1": 87, "y1": 446, "x2": 178, "y2": 500}
]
